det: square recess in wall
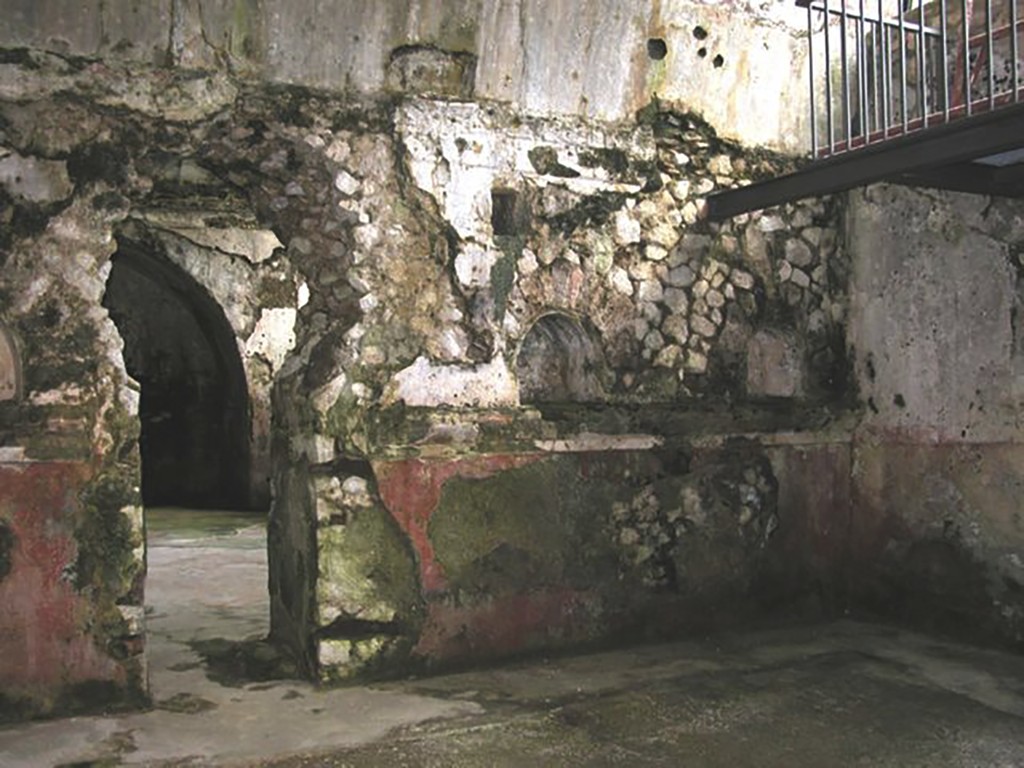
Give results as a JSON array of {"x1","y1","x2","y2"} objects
[{"x1": 491, "y1": 189, "x2": 529, "y2": 236}]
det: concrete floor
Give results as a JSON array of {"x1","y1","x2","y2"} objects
[{"x1": 2, "y1": 509, "x2": 1024, "y2": 767}]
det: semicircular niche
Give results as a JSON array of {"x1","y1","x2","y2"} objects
[
  {"x1": 516, "y1": 313, "x2": 607, "y2": 404},
  {"x1": 0, "y1": 325, "x2": 20, "y2": 402}
]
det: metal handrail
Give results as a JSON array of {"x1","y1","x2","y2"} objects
[{"x1": 802, "y1": 0, "x2": 1024, "y2": 156}]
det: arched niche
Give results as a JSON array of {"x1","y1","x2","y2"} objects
[
  {"x1": 516, "y1": 313, "x2": 607, "y2": 404},
  {"x1": 0, "y1": 325, "x2": 21, "y2": 402},
  {"x1": 102, "y1": 234, "x2": 254, "y2": 510}
]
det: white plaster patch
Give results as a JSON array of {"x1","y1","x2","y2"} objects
[
  {"x1": 429, "y1": 326, "x2": 470, "y2": 361},
  {"x1": 28, "y1": 384, "x2": 84, "y2": 406},
  {"x1": 294, "y1": 433, "x2": 336, "y2": 464},
  {"x1": 117, "y1": 605, "x2": 146, "y2": 635},
  {"x1": 395, "y1": 101, "x2": 653, "y2": 242},
  {"x1": 613, "y1": 209, "x2": 641, "y2": 245},
  {"x1": 609, "y1": 266, "x2": 633, "y2": 296},
  {"x1": 245, "y1": 308, "x2": 297, "y2": 373},
  {"x1": 311, "y1": 372, "x2": 348, "y2": 417},
  {"x1": 535, "y1": 433, "x2": 663, "y2": 452},
  {"x1": 144, "y1": 221, "x2": 283, "y2": 265},
  {"x1": 454, "y1": 243, "x2": 499, "y2": 288},
  {"x1": 334, "y1": 170, "x2": 361, "y2": 196},
  {"x1": 0, "y1": 151, "x2": 72, "y2": 203},
  {"x1": 318, "y1": 638, "x2": 352, "y2": 668},
  {"x1": 385, "y1": 355, "x2": 518, "y2": 408},
  {"x1": 0, "y1": 446, "x2": 26, "y2": 462}
]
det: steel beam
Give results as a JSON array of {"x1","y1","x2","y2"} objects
[{"x1": 705, "y1": 100, "x2": 1024, "y2": 219}]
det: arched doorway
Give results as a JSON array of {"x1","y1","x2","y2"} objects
[
  {"x1": 103, "y1": 238, "x2": 252, "y2": 510},
  {"x1": 102, "y1": 228, "x2": 281, "y2": 699}
]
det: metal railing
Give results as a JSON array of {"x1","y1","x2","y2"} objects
[{"x1": 802, "y1": 0, "x2": 1023, "y2": 156}]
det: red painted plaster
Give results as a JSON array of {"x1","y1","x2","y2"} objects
[
  {"x1": 373, "y1": 454, "x2": 543, "y2": 592},
  {"x1": 0, "y1": 462, "x2": 124, "y2": 698},
  {"x1": 413, "y1": 587, "x2": 599, "y2": 661}
]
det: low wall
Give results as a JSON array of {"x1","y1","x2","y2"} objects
[
  {"x1": 0, "y1": 459, "x2": 146, "y2": 721},
  {"x1": 302, "y1": 414, "x2": 852, "y2": 680}
]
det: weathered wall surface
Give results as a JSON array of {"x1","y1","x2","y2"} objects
[
  {"x1": 276, "y1": 95, "x2": 851, "y2": 678},
  {"x1": 0, "y1": 59, "x2": 300, "y2": 718},
  {"x1": 0, "y1": 462, "x2": 145, "y2": 719},
  {"x1": 0, "y1": 1, "x2": 853, "y2": 717},
  {"x1": 308, "y1": 425, "x2": 851, "y2": 680},
  {"x1": 0, "y1": 46, "x2": 851, "y2": 700},
  {"x1": 0, "y1": 0, "x2": 811, "y2": 152},
  {"x1": 846, "y1": 185, "x2": 1024, "y2": 650},
  {"x1": 0, "y1": 182, "x2": 147, "y2": 719}
]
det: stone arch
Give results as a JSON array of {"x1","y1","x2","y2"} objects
[
  {"x1": 0, "y1": 325, "x2": 21, "y2": 402},
  {"x1": 102, "y1": 233, "x2": 254, "y2": 510},
  {"x1": 515, "y1": 312, "x2": 608, "y2": 403}
]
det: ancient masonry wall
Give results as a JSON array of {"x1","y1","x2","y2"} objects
[
  {"x1": 846, "y1": 185, "x2": 1024, "y2": 650},
  {"x1": 0, "y1": 39, "x2": 851, "y2": 711},
  {"x1": 284, "y1": 96, "x2": 853, "y2": 679},
  {"x1": 0, "y1": 58, "x2": 303, "y2": 718},
  {"x1": 2, "y1": 0, "x2": 1021, "y2": 722}
]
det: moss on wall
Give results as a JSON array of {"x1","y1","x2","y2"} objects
[
  {"x1": 429, "y1": 455, "x2": 642, "y2": 602},
  {"x1": 74, "y1": 470, "x2": 142, "y2": 599},
  {"x1": 316, "y1": 502, "x2": 423, "y2": 629}
]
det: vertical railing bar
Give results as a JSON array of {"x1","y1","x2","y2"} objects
[
  {"x1": 809, "y1": 3, "x2": 818, "y2": 156},
  {"x1": 920, "y1": 0, "x2": 928, "y2": 124},
  {"x1": 986, "y1": 0, "x2": 995, "y2": 108},
  {"x1": 860, "y1": 0, "x2": 870, "y2": 142},
  {"x1": 1012, "y1": 0, "x2": 1020, "y2": 101},
  {"x1": 900, "y1": 0, "x2": 909, "y2": 130},
  {"x1": 964, "y1": 0, "x2": 973, "y2": 115},
  {"x1": 841, "y1": 3, "x2": 852, "y2": 147},
  {"x1": 875, "y1": 5, "x2": 884, "y2": 135},
  {"x1": 941, "y1": 0, "x2": 950, "y2": 118},
  {"x1": 825, "y1": 0, "x2": 834, "y2": 152},
  {"x1": 882, "y1": 0, "x2": 892, "y2": 133}
]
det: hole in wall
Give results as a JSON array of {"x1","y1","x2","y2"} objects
[
  {"x1": 693, "y1": 26, "x2": 708, "y2": 40},
  {"x1": 491, "y1": 188, "x2": 529, "y2": 236},
  {"x1": 647, "y1": 38, "x2": 668, "y2": 61},
  {"x1": 516, "y1": 313, "x2": 608, "y2": 403},
  {"x1": 713, "y1": 54, "x2": 725, "y2": 68},
  {"x1": 698, "y1": 47, "x2": 708, "y2": 58}
]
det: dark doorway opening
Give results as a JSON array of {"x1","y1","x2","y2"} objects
[{"x1": 103, "y1": 234, "x2": 253, "y2": 510}]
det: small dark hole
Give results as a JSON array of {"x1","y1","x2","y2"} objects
[
  {"x1": 697, "y1": 47, "x2": 707, "y2": 58},
  {"x1": 712, "y1": 53, "x2": 724, "y2": 68},
  {"x1": 647, "y1": 38, "x2": 668, "y2": 60},
  {"x1": 893, "y1": 393, "x2": 906, "y2": 408},
  {"x1": 693, "y1": 26, "x2": 708, "y2": 40},
  {"x1": 492, "y1": 189, "x2": 528, "y2": 236}
]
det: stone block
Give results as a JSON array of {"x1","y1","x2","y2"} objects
[{"x1": 746, "y1": 330, "x2": 804, "y2": 398}]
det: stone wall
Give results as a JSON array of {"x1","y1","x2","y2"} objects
[
  {"x1": 0, "y1": 59, "x2": 300, "y2": 719},
  {"x1": 266, "y1": 95, "x2": 851, "y2": 678},
  {"x1": 0, "y1": 181, "x2": 147, "y2": 718},
  {"x1": 0, "y1": 31, "x2": 852, "y2": 706},
  {"x1": 846, "y1": 185, "x2": 1024, "y2": 650},
  {"x1": 4, "y1": 0, "x2": 1023, "y2": 723},
  {"x1": 0, "y1": 0, "x2": 811, "y2": 152}
]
